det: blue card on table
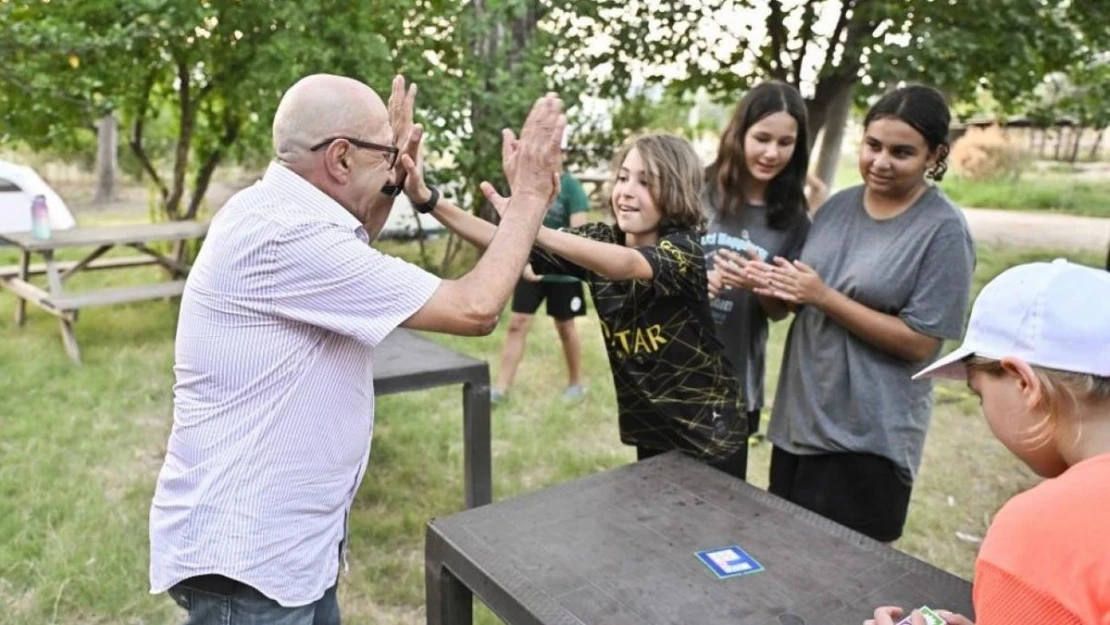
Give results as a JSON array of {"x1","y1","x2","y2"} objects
[{"x1": 695, "y1": 545, "x2": 765, "y2": 579}]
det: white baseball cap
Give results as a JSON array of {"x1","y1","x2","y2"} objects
[{"x1": 913, "y1": 259, "x2": 1110, "y2": 381}]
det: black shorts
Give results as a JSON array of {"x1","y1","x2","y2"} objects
[
  {"x1": 511, "y1": 280, "x2": 587, "y2": 321},
  {"x1": 768, "y1": 446, "x2": 913, "y2": 542}
]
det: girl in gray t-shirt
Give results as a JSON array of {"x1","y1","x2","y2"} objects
[
  {"x1": 745, "y1": 85, "x2": 975, "y2": 542},
  {"x1": 701, "y1": 81, "x2": 814, "y2": 454}
]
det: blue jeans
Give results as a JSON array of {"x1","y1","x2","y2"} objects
[{"x1": 168, "y1": 578, "x2": 340, "y2": 625}]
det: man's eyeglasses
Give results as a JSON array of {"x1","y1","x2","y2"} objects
[{"x1": 310, "y1": 136, "x2": 398, "y2": 168}]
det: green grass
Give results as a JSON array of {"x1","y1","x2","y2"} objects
[
  {"x1": 0, "y1": 227, "x2": 1105, "y2": 624},
  {"x1": 942, "y1": 176, "x2": 1110, "y2": 218},
  {"x1": 833, "y1": 158, "x2": 1110, "y2": 218}
]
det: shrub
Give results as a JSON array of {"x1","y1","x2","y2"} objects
[{"x1": 949, "y1": 124, "x2": 1026, "y2": 181}]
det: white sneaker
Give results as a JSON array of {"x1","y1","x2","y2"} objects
[{"x1": 560, "y1": 384, "x2": 587, "y2": 400}]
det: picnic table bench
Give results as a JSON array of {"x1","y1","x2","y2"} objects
[
  {"x1": 426, "y1": 451, "x2": 975, "y2": 625},
  {"x1": 0, "y1": 221, "x2": 208, "y2": 363}
]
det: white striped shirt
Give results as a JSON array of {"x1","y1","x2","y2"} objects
[{"x1": 149, "y1": 163, "x2": 441, "y2": 606}]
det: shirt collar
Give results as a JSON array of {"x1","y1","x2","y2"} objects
[{"x1": 261, "y1": 161, "x2": 363, "y2": 232}]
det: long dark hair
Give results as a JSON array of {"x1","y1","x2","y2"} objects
[
  {"x1": 708, "y1": 81, "x2": 809, "y2": 230},
  {"x1": 863, "y1": 85, "x2": 951, "y2": 181}
]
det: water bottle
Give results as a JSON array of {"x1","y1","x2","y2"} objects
[{"x1": 30, "y1": 194, "x2": 51, "y2": 240}]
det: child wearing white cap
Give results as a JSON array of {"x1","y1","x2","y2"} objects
[{"x1": 866, "y1": 259, "x2": 1110, "y2": 625}]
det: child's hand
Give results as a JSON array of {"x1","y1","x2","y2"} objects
[
  {"x1": 714, "y1": 248, "x2": 762, "y2": 290},
  {"x1": 934, "y1": 610, "x2": 974, "y2": 625},
  {"x1": 740, "y1": 255, "x2": 776, "y2": 292},
  {"x1": 863, "y1": 607, "x2": 973, "y2": 625},
  {"x1": 864, "y1": 606, "x2": 917, "y2": 625},
  {"x1": 479, "y1": 181, "x2": 512, "y2": 218},
  {"x1": 707, "y1": 268, "x2": 723, "y2": 299},
  {"x1": 480, "y1": 173, "x2": 560, "y2": 220},
  {"x1": 754, "y1": 257, "x2": 829, "y2": 306}
]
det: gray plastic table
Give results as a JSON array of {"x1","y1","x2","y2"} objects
[
  {"x1": 375, "y1": 329, "x2": 491, "y2": 508},
  {"x1": 425, "y1": 451, "x2": 974, "y2": 625}
]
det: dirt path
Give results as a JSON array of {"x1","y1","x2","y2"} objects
[{"x1": 962, "y1": 207, "x2": 1110, "y2": 254}]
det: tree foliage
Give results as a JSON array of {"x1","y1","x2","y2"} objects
[
  {"x1": 671, "y1": 0, "x2": 1079, "y2": 144},
  {"x1": 0, "y1": 0, "x2": 722, "y2": 226},
  {"x1": 1, "y1": 0, "x2": 400, "y2": 219},
  {"x1": 0, "y1": 0, "x2": 1097, "y2": 228}
]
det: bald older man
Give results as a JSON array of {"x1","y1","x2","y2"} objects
[{"x1": 148, "y1": 74, "x2": 565, "y2": 624}]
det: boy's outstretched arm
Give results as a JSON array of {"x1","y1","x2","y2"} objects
[{"x1": 482, "y1": 182, "x2": 654, "y2": 282}]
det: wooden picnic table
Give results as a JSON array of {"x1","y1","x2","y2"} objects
[
  {"x1": 0, "y1": 221, "x2": 209, "y2": 363},
  {"x1": 426, "y1": 451, "x2": 975, "y2": 625}
]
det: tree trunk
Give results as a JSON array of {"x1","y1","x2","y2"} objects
[
  {"x1": 184, "y1": 112, "x2": 241, "y2": 220},
  {"x1": 814, "y1": 82, "x2": 855, "y2": 188},
  {"x1": 1088, "y1": 128, "x2": 1105, "y2": 160},
  {"x1": 1068, "y1": 127, "x2": 1084, "y2": 163},
  {"x1": 468, "y1": 0, "x2": 500, "y2": 223},
  {"x1": 184, "y1": 151, "x2": 221, "y2": 221},
  {"x1": 805, "y1": 72, "x2": 856, "y2": 151},
  {"x1": 439, "y1": 232, "x2": 465, "y2": 277},
  {"x1": 508, "y1": 0, "x2": 538, "y2": 65},
  {"x1": 801, "y1": 0, "x2": 872, "y2": 149},
  {"x1": 806, "y1": 103, "x2": 829, "y2": 152},
  {"x1": 128, "y1": 73, "x2": 169, "y2": 203},
  {"x1": 467, "y1": 0, "x2": 539, "y2": 224},
  {"x1": 93, "y1": 112, "x2": 117, "y2": 204},
  {"x1": 166, "y1": 57, "x2": 195, "y2": 220}
]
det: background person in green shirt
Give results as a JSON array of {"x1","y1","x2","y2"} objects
[{"x1": 491, "y1": 167, "x2": 591, "y2": 403}]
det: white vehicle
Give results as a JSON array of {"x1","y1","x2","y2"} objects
[{"x1": 0, "y1": 159, "x2": 77, "y2": 234}]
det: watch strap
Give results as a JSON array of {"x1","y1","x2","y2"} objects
[{"x1": 414, "y1": 185, "x2": 440, "y2": 214}]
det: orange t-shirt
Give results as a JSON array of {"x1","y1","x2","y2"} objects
[{"x1": 974, "y1": 453, "x2": 1110, "y2": 624}]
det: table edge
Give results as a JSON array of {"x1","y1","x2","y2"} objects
[{"x1": 426, "y1": 452, "x2": 974, "y2": 621}]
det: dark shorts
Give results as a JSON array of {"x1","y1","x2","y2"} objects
[
  {"x1": 768, "y1": 446, "x2": 913, "y2": 542},
  {"x1": 511, "y1": 280, "x2": 587, "y2": 321}
]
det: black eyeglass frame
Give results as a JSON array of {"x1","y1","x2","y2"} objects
[{"x1": 310, "y1": 136, "x2": 398, "y2": 168}]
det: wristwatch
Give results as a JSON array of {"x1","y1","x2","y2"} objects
[{"x1": 414, "y1": 185, "x2": 440, "y2": 214}]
